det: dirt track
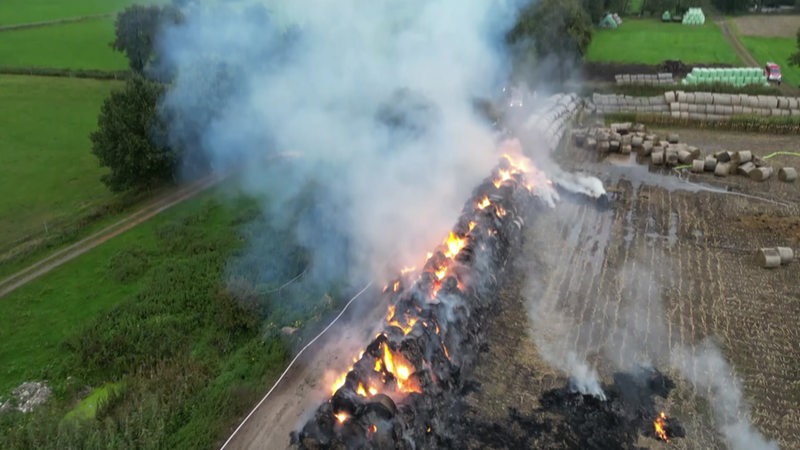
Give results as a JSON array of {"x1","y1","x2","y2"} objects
[
  {"x1": 0, "y1": 175, "x2": 221, "y2": 299},
  {"x1": 731, "y1": 15, "x2": 800, "y2": 38},
  {"x1": 464, "y1": 128, "x2": 800, "y2": 449}
]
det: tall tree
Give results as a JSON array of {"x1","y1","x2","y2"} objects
[
  {"x1": 507, "y1": 0, "x2": 593, "y2": 81},
  {"x1": 91, "y1": 76, "x2": 177, "y2": 192},
  {"x1": 112, "y1": 5, "x2": 180, "y2": 73}
]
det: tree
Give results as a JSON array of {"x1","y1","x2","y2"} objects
[
  {"x1": 112, "y1": 5, "x2": 180, "y2": 73},
  {"x1": 507, "y1": 0, "x2": 593, "y2": 81},
  {"x1": 789, "y1": 27, "x2": 800, "y2": 68},
  {"x1": 91, "y1": 76, "x2": 177, "y2": 192}
]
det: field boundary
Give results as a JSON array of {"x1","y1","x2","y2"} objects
[
  {"x1": 0, "y1": 175, "x2": 223, "y2": 299},
  {"x1": 0, "y1": 13, "x2": 113, "y2": 32}
]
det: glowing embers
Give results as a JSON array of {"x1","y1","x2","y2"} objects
[{"x1": 385, "y1": 304, "x2": 418, "y2": 335}]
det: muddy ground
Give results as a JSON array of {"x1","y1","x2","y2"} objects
[
  {"x1": 463, "y1": 127, "x2": 800, "y2": 449},
  {"x1": 224, "y1": 127, "x2": 799, "y2": 450}
]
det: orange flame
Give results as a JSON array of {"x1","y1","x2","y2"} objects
[
  {"x1": 356, "y1": 382, "x2": 367, "y2": 397},
  {"x1": 331, "y1": 372, "x2": 347, "y2": 395},
  {"x1": 334, "y1": 412, "x2": 349, "y2": 424},
  {"x1": 495, "y1": 206, "x2": 507, "y2": 217},
  {"x1": 477, "y1": 196, "x2": 490, "y2": 210},
  {"x1": 434, "y1": 266, "x2": 447, "y2": 281},
  {"x1": 369, "y1": 424, "x2": 377, "y2": 435},
  {"x1": 401, "y1": 266, "x2": 416, "y2": 274},
  {"x1": 468, "y1": 221, "x2": 476, "y2": 231},
  {"x1": 444, "y1": 232, "x2": 466, "y2": 259},
  {"x1": 654, "y1": 411, "x2": 669, "y2": 442},
  {"x1": 382, "y1": 344, "x2": 421, "y2": 394},
  {"x1": 493, "y1": 169, "x2": 513, "y2": 188}
]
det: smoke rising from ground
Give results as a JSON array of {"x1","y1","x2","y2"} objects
[
  {"x1": 157, "y1": 0, "x2": 528, "y2": 290},
  {"x1": 523, "y1": 246, "x2": 778, "y2": 448}
]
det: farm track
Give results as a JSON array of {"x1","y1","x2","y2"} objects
[
  {"x1": 0, "y1": 174, "x2": 223, "y2": 299},
  {"x1": 466, "y1": 129, "x2": 800, "y2": 449}
]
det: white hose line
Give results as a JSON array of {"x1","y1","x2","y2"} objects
[{"x1": 220, "y1": 281, "x2": 373, "y2": 450}]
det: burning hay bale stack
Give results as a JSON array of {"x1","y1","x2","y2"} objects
[
  {"x1": 524, "y1": 93, "x2": 584, "y2": 152},
  {"x1": 294, "y1": 154, "x2": 543, "y2": 449}
]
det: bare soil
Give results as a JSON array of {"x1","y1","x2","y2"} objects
[
  {"x1": 465, "y1": 128, "x2": 800, "y2": 449},
  {"x1": 732, "y1": 15, "x2": 800, "y2": 38}
]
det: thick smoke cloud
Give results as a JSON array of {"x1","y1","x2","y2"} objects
[{"x1": 157, "y1": 0, "x2": 528, "y2": 288}]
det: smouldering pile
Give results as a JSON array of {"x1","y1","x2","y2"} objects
[{"x1": 293, "y1": 153, "x2": 543, "y2": 449}]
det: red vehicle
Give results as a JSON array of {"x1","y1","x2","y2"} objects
[{"x1": 764, "y1": 62, "x2": 782, "y2": 84}]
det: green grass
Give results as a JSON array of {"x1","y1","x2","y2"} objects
[
  {"x1": 0, "y1": 185, "x2": 335, "y2": 449},
  {"x1": 586, "y1": 19, "x2": 741, "y2": 65},
  {"x1": 0, "y1": 0, "x2": 162, "y2": 26},
  {"x1": 625, "y1": 0, "x2": 644, "y2": 15},
  {"x1": 739, "y1": 36, "x2": 800, "y2": 88},
  {"x1": 0, "y1": 74, "x2": 121, "y2": 253},
  {"x1": 0, "y1": 18, "x2": 127, "y2": 70}
]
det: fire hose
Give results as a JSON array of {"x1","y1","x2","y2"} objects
[{"x1": 219, "y1": 281, "x2": 373, "y2": 450}]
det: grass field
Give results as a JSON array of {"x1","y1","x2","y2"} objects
[
  {"x1": 740, "y1": 36, "x2": 800, "y2": 88},
  {"x1": 0, "y1": 0, "x2": 162, "y2": 26},
  {"x1": 0, "y1": 75, "x2": 121, "y2": 252},
  {"x1": 0, "y1": 18, "x2": 127, "y2": 70},
  {"x1": 0, "y1": 188, "x2": 308, "y2": 449},
  {"x1": 586, "y1": 19, "x2": 741, "y2": 65}
]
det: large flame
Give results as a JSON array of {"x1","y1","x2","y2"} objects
[
  {"x1": 382, "y1": 343, "x2": 421, "y2": 394},
  {"x1": 654, "y1": 411, "x2": 669, "y2": 442},
  {"x1": 444, "y1": 232, "x2": 466, "y2": 259}
]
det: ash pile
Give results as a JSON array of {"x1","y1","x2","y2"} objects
[
  {"x1": 293, "y1": 155, "x2": 545, "y2": 449},
  {"x1": 458, "y1": 368, "x2": 685, "y2": 449}
]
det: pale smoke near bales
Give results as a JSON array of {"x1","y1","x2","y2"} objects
[{"x1": 157, "y1": 0, "x2": 529, "y2": 288}]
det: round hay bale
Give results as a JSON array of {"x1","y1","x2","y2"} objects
[
  {"x1": 631, "y1": 136, "x2": 643, "y2": 148},
  {"x1": 758, "y1": 248, "x2": 782, "y2": 268},
  {"x1": 677, "y1": 149, "x2": 692, "y2": 164},
  {"x1": 716, "y1": 151, "x2": 732, "y2": 163},
  {"x1": 652, "y1": 151, "x2": 664, "y2": 166},
  {"x1": 691, "y1": 159, "x2": 705, "y2": 173},
  {"x1": 714, "y1": 162, "x2": 730, "y2": 177},
  {"x1": 667, "y1": 133, "x2": 679, "y2": 144},
  {"x1": 776, "y1": 247, "x2": 794, "y2": 264},
  {"x1": 665, "y1": 150, "x2": 679, "y2": 166},
  {"x1": 688, "y1": 146, "x2": 701, "y2": 160},
  {"x1": 598, "y1": 140, "x2": 610, "y2": 153},
  {"x1": 703, "y1": 156, "x2": 717, "y2": 172},
  {"x1": 734, "y1": 150, "x2": 753, "y2": 164},
  {"x1": 778, "y1": 167, "x2": 797, "y2": 182},
  {"x1": 737, "y1": 161, "x2": 756, "y2": 176},
  {"x1": 750, "y1": 166, "x2": 774, "y2": 181},
  {"x1": 640, "y1": 140, "x2": 654, "y2": 156},
  {"x1": 609, "y1": 140, "x2": 620, "y2": 152},
  {"x1": 586, "y1": 137, "x2": 597, "y2": 149}
]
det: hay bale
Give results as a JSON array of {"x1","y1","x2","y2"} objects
[
  {"x1": 597, "y1": 140, "x2": 610, "y2": 153},
  {"x1": 714, "y1": 162, "x2": 731, "y2": 177},
  {"x1": 758, "y1": 248, "x2": 782, "y2": 268},
  {"x1": 737, "y1": 161, "x2": 756, "y2": 176},
  {"x1": 651, "y1": 151, "x2": 664, "y2": 165},
  {"x1": 664, "y1": 91, "x2": 676, "y2": 103},
  {"x1": 677, "y1": 149, "x2": 692, "y2": 164},
  {"x1": 750, "y1": 166, "x2": 774, "y2": 181},
  {"x1": 586, "y1": 137, "x2": 597, "y2": 149},
  {"x1": 703, "y1": 156, "x2": 717, "y2": 172},
  {"x1": 776, "y1": 247, "x2": 794, "y2": 264},
  {"x1": 620, "y1": 144, "x2": 632, "y2": 155},
  {"x1": 609, "y1": 140, "x2": 621, "y2": 152},
  {"x1": 667, "y1": 133, "x2": 679, "y2": 144},
  {"x1": 691, "y1": 159, "x2": 705, "y2": 173},
  {"x1": 716, "y1": 151, "x2": 732, "y2": 163},
  {"x1": 621, "y1": 134, "x2": 632, "y2": 146},
  {"x1": 733, "y1": 150, "x2": 752, "y2": 165},
  {"x1": 778, "y1": 167, "x2": 797, "y2": 182},
  {"x1": 665, "y1": 149, "x2": 679, "y2": 166},
  {"x1": 631, "y1": 136, "x2": 644, "y2": 148},
  {"x1": 640, "y1": 141, "x2": 653, "y2": 156},
  {"x1": 687, "y1": 146, "x2": 701, "y2": 160}
]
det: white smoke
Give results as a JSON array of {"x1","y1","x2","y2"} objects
[
  {"x1": 671, "y1": 342, "x2": 779, "y2": 450},
  {"x1": 157, "y1": 0, "x2": 530, "y2": 287}
]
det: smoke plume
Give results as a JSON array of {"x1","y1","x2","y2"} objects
[
  {"x1": 671, "y1": 342, "x2": 779, "y2": 450},
  {"x1": 157, "y1": 0, "x2": 528, "y2": 290}
]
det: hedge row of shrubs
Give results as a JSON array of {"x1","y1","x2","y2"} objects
[{"x1": 0, "y1": 66, "x2": 129, "y2": 80}]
